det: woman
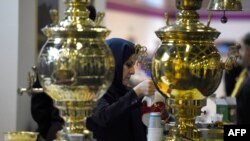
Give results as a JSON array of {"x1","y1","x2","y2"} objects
[{"x1": 86, "y1": 38, "x2": 156, "y2": 141}]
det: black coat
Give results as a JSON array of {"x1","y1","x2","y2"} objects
[
  {"x1": 224, "y1": 65, "x2": 243, "y2": 96},
  {"x1": 86, "y1": 86, "x2": 147, "y2": 141},
  {"x1": 236, "y1": 71, "x2": 250, "y2": 124}
]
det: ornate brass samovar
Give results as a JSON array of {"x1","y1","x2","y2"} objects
[
  {"x1": 18, "y1": 0, "x2": 114, "y2": 140},
  {"x1": 151, "y1": 0, "x2": 240, "y2": 140}
]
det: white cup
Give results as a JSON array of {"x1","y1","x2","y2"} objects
[
  {"x1": 148, "y1": 112, "x2": 162, "y2": 128},
  {"x1": 147, "y1": 128, "x2": 163, "y2": 141}
]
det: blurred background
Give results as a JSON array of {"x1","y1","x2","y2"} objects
[{"x1": 0, "y1": 0, "x2": 250, "y2": 140}]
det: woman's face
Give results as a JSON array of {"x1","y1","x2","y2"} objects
[{"x1": 122, "y1": 56, "x2": 136, "y2": 86}]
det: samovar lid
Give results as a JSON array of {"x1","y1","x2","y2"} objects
[
  {"x1": 42, "y1": 0, "x2": 110, "y2": 39},
  {"x1": 155, "y1": 23, "x2": 220, "y2": 41},
  {"x1": 156, "y1": 0, "x2": 220, "y2": 41}
]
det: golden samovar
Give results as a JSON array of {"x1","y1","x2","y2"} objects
[
  {"x1": 18, "y1": 0, "x2": 114, "y2": 140},
  {"x1": 151, "y1": 0, "x2": 240, "y2": 140}
]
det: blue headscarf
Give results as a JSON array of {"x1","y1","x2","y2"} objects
[{"x1": 106, "y1": 38, "x2": 135, "y2": 93}]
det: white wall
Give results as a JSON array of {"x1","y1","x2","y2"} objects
[
  {"x1": 94, "y1": 0, "x2": 107, "y2": 13},
  {"x1": 0, "y1": 0, "x2": 37, "y2": 140},
  {"x1": 105, "y1": 10, "x2": 164, "y2": 56},
  {"x1": 0, "y1": 0, "x2": 19, "y2": 136},
  {"x1": 210, "y1": 20, "x2": 250, "y2": 42}
]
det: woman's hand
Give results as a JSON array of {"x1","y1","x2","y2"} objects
[{"x1": 133, "y1": 79, "x2": 155, "y2": 97}]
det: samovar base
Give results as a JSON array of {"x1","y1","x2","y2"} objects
[
  {"x1": 166, "y1": 126, "x2": 201, "y2": 141},
  {"x1": 165, "y1": 122, "x2": 224, "y2": 141},
  {"x1": 55, "y1": 130, "x2": 94, "y2": 141},
  {"x1": 166, "y1": 97, "x2": 207, "y2": 141}
]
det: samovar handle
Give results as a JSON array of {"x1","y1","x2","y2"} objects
[
  {"x1": 95, "y1": 12, "x2": 105, "y2": 26},
  {"x1": 164, "y1": 12, "x2": 170, "y2": 26},
  {"x1": 207, "y1": 12, "x2": 213, "y2": 27},
  {"x1": 17, "y1": 66, "x2": 44, "y2": 95}
]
